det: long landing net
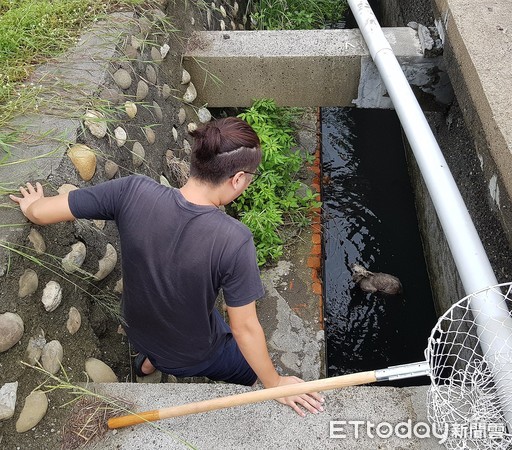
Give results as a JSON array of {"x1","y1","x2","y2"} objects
[{"x1": 426, "y1": 283, "x2": 512, "y2": 449}]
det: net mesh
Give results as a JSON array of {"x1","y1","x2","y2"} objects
[{"x1": 425, "y1": 283, "x2": 512, "y2": 449}]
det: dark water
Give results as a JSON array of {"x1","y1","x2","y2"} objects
[{"x1": 321, "y1": 107, "x2": 437, "y2": 386}]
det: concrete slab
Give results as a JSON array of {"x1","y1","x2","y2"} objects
[
  {"x1": 183, "y1": 28, "x2": 448, "y2": 107},
  {"x1": 262, "y1": 259, "x2": 323, "y2": 381},
  {"x1": 83, "y1": 383, "x2": 443, "y2": 450}
]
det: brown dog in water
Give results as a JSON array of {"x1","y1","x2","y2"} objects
[{"x1": 351, "y1": 263, "x2": 402, "y2": 295}]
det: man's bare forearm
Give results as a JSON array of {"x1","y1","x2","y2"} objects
[{"x1": 10, "y1": 183, "x2": 75, "y2": 225}]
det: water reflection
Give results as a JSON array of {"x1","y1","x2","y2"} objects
[{"x1": 321, "y1": 107, "x2": 437, "y2": 385}]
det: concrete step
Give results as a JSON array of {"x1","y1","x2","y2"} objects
[{"x1": 83, "y1": 382, "x2": 444, "y2": 450}]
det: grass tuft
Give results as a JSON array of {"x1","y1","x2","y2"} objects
[
  {"x1": 22, "y1": 362, "x2": 197, "y2": 450},
  {"x1": 235, "y1": 99, "x2": 321, "y2": 266},
  {"x1": 0, "y1": 0, "x2": 147, "y2": 126},
  {"x1": 248, "y1": 0, "x2": 348, "y2": 30},
  {"x1": 0, "y1": 239, "x2": 124, "y2": 321}
]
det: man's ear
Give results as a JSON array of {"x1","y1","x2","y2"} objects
[{"x1": 230, "y1": 171, "x2": 245, "y2": 190}]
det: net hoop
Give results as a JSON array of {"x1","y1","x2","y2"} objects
[{"x1": 425, "y1": 282, "x2": 512, "y2": 449}]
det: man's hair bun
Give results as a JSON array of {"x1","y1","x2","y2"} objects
[{"x1": 190, "y1": 126, "x2": 222, "y2": 162}]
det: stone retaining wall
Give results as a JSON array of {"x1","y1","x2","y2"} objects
[{"x1": 0, "y1": 0, "x2": 252, "y2": 443}]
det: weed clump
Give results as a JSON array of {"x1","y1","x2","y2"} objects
[
  {"x1": 249, "y1": 0, "x2": 348, "y2": 30},
  {"x1": 235, "y1": 99, "x2": 320, "y2": 266},
  {"x1": 0, "y1": 0, "x2": 145, "y2": 125}
]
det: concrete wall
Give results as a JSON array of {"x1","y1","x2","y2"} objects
[
  {"x1": 406, "y1": 144, "x2": 465, "y2": 315},
  {"x1": 380, "y1": 0, "x2": 435, "y2": 28},
  {"x1": 378, "y1": 1, "x2": 464, "y2": 315},
  {"x1": 380, "y1": 0, "x2": 512, "y2": 315},
  {"x1": 183, "y1": 28, "x2": 446, "y2": 108},
  {"x1": 433, "y1": 0, "x2": 512, "y2": 243}
]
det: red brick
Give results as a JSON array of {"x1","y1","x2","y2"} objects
[
  {"x1": 312, "y1": 233, "x2": 321, "y2": 244},
  {"x1": 311, "y1": 269, "x2": 320, "y2": 283},
  {"x1": 312, "y1": 282, "x2": 322, "y2": 295},
  {"x1": 307, "y1": 256, "x2": 321, "y2": 270},
  {"x1": 311, "y1": 223, "x2": 322, "y2": 233},
  {"x1": 311, "y1": 244, "x2": 322, "y2": 255},
  {"x1": 309, "y1": 165, "x2": 320, "y2": 175}
]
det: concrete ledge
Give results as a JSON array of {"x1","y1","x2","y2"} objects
[
  {"x1": 183, "y1": 28, "x2": 447, "y2": 107},
  {"x1": 83, "y1": 383, "x2": 442, "y2": 450},
  {"x1": 433, "y1": 0, "x2": 512, "y2": 242}
]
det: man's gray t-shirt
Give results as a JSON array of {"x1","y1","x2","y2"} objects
[{"x1": 68, "y1": 175, "x2": 264, "y2": 370}]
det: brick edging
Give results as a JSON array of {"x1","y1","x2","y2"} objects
[{"x1": 307, "y1": 107, "x2": 323, "y2": 329}]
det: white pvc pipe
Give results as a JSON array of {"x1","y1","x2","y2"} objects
[{"x1": 347, "y1": 0, "x2": 512, "y2": 430}]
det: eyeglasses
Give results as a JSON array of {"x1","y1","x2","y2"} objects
[{"x1": 230, "y1": 170, "x2": 261, "y2": 181}]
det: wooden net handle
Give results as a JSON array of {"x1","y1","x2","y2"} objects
[{"x1": 108, "y1": 370, "x2": 377, "y2": 429}]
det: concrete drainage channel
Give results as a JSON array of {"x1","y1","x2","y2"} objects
[{"x1": 320, "y1": 107, "x2": 438, "y2": 382}]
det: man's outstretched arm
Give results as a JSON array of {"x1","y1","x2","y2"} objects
[
  {"x1": 10, "y1": 182, "x2": 75, "y2": 225},
  {"x1": 227, "y1": 301, "x2": 325, "y2": 417}
]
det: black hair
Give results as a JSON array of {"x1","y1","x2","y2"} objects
[{"x1": 189, "y1": 117, "x2": 261, "y2": 185}]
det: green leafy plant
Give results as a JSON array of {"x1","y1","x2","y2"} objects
[
  {"x1": 248, "y1": 0, "x2": 347, "y2": 30},
  {"x1": 235, "y1": 99, "x2": 320, "y2": 266}
]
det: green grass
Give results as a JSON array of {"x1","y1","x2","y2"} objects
[
  {"x1": 0, "y1": 0, "x2": 146, "y2": 126},
  {"x1": 248, "y1": 0, "x2": 348, "y2": 30}
]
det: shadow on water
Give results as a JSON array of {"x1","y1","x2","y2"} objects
[{"x1": 321, "y1": 107, "x2": 437, "y2": 386}]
